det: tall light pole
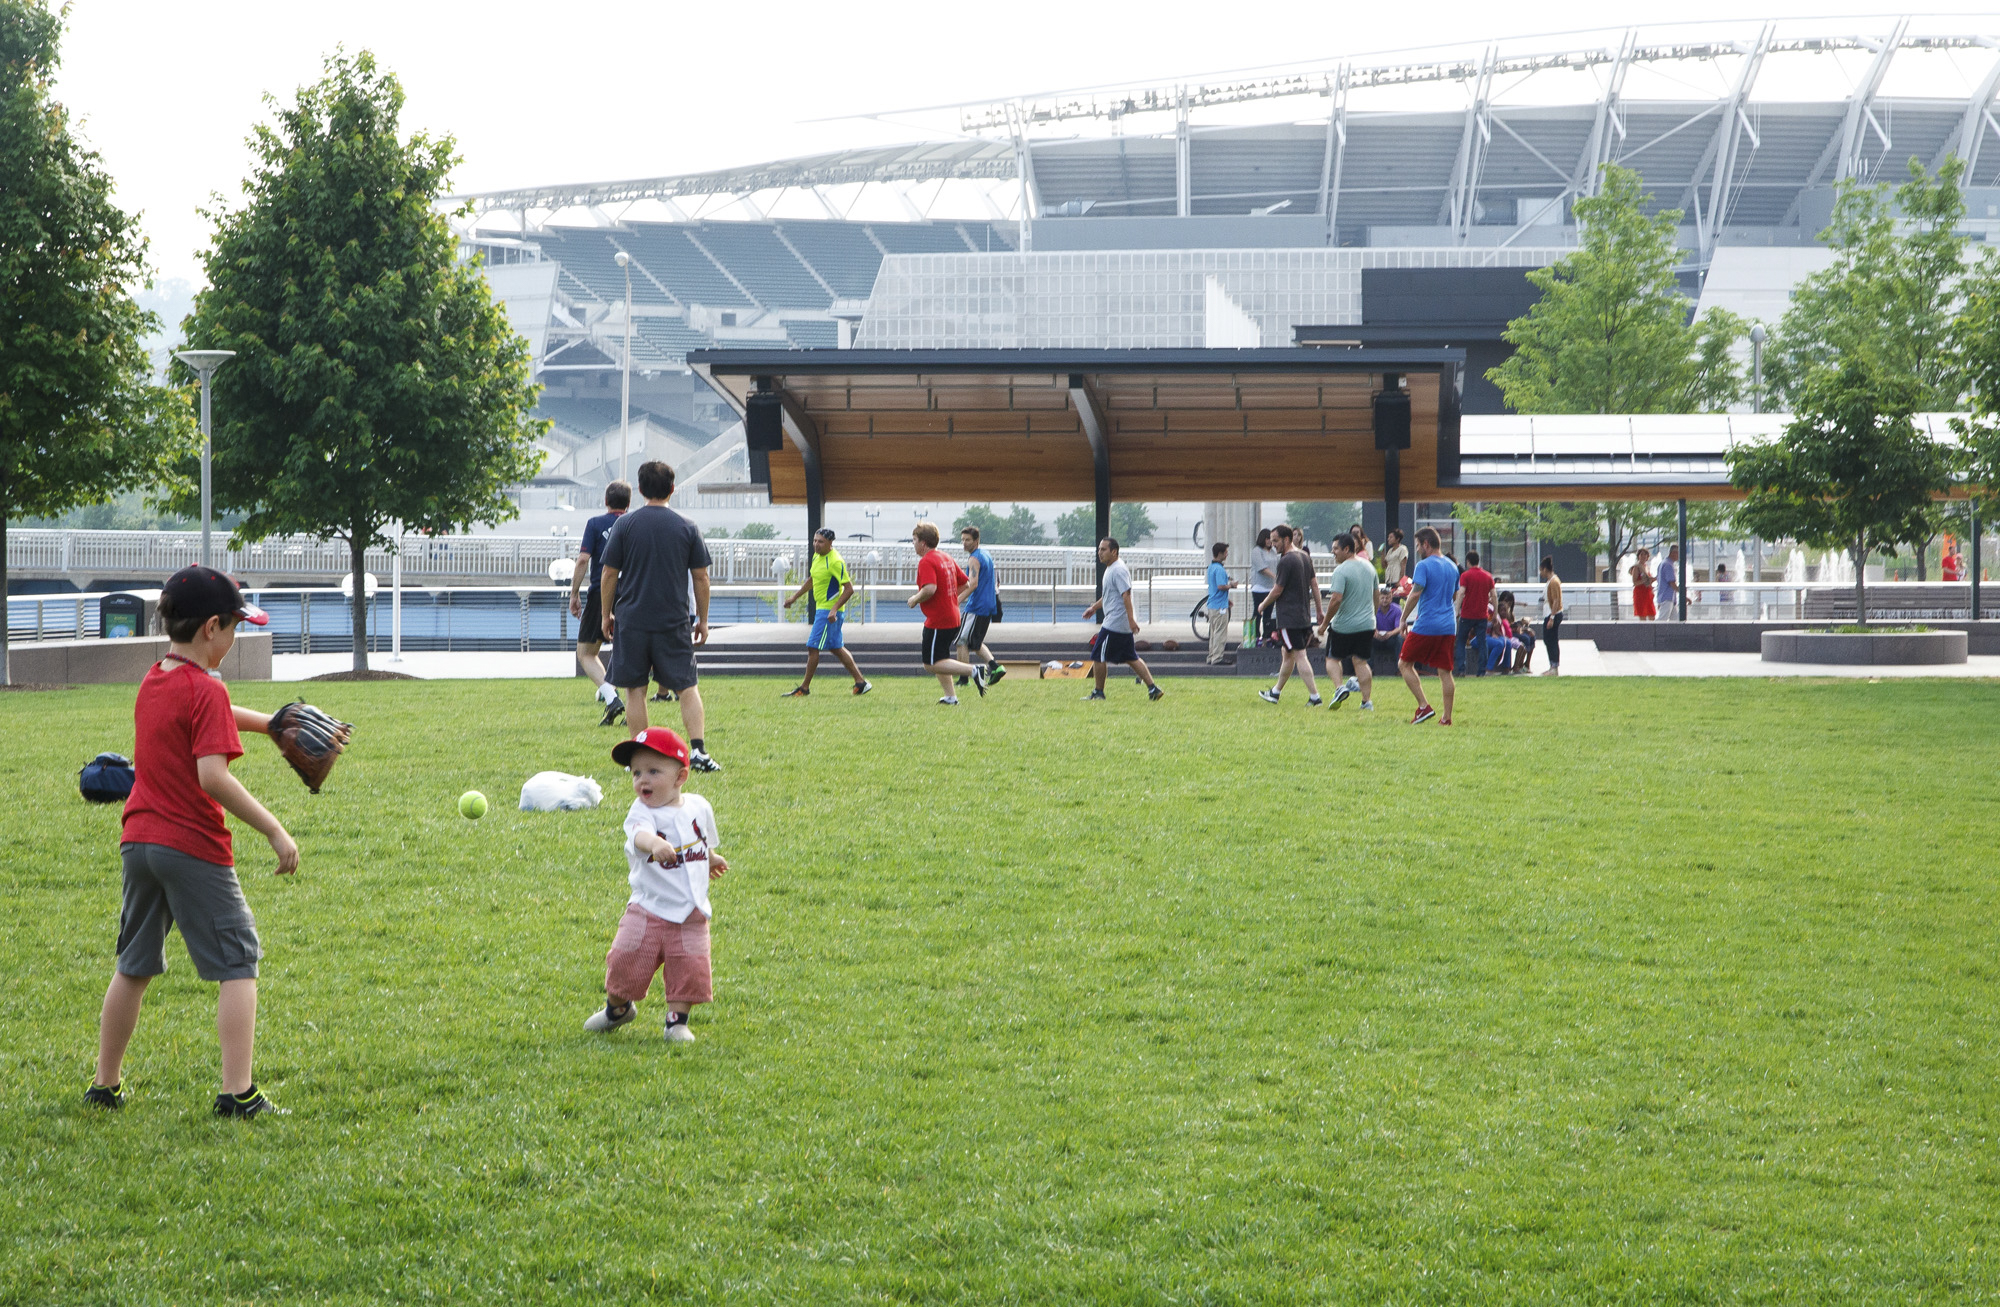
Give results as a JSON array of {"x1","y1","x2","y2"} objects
[
  {"x1": 174, "y1": 349, "x2": 236, "y2": 568},
  {"x1": 1749, "y1": 322, "x2": 1767, "y2": 414},
  {"x1": 615, "y1": 250, "x2": 633, "y2": 487}
]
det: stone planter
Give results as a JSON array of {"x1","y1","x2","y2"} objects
[{"x1": 1760, "y1": 629, "x2": 1967, "y2": 665}]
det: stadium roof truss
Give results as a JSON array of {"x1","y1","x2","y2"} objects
[{"x1": 452, "y1": 26, "x2": 2000, "y2": 264}]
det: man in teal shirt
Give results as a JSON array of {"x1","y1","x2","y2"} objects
[
  {"x1": 780, "y1": 528, "x2": 872, "y2": 698},
  {"x1": 1316, "y1": 532, "x2": 1379, "y2": 710},
  {"x1": 1204, "y1": 542, "x2": 1235, "y2": 664}
]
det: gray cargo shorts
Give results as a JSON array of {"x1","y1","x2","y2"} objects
[
  {"x1": 608, "y1": 623, "x2": 700, "y2": 694},
  {"x1": 116, "y1": 842, "x2": 262, "y2": 982}
]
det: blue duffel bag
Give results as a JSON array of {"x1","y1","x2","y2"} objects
[{"x1": 79, "y1": 752, "x2": 136, "y2": 804}]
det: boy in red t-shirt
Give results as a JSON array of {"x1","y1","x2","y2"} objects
[
  {"x1": 906, "y1": 521, "x2": 985, "y2": 704},
  {"x1": 87, "y1": 566, "x2": 300, "y2": 1119}
]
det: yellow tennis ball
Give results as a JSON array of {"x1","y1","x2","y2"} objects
[{"x1": 458, "y1": 791, "x2": 488, "y2": 820}]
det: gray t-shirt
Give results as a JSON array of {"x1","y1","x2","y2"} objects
[
  {"x1": 1329, "y1": 556, "x2": 1378, "y2": 633},
  {"x1": 599, "y1": 505, "x2": 712, "y2": 632},
  {"x1": 1099, "y1": 560, "x2": 1134, "y2": 633},
  {"x1": 1250, "y1": 546, "x2": 1278, "y2": 593},
  {"x1": 1272, "y1": 550, "x2": 1314, "y2": 628}
]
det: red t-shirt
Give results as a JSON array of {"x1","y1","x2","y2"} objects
[
  {"x1": 1457, "y1": 567, "x2": 1495, "y2": 620},
  {"x1": 122, "y1": 661, "x2": 244, "y2": 865},
  {"x1": 916, "y1": 549, "x2": 965, "y2": 629},
  {"x1": 1943, "y1": 555, "x2": 1964, "y2": 581}
]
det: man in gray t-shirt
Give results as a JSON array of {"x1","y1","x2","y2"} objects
[
  {"x1": 1080, "y1": 538, "x2": 1162, "y2": 702},
  {"x1": 597, "y1": 460, "x2": 721, "y2": 772},
  {"x1": 1316, "y1": 533, "x2": 1380, "y2": 710}
]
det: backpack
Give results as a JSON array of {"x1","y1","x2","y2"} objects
[{"x1": 79, "y1": 752, "x2": 136, "y2": 805}]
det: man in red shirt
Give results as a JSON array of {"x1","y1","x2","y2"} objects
[
  {"x1": 1454, "y1": 549, "x2": 1496, "y2": 677},
  {"x1": 907, "y1": 521, "x2": 986, "y2": 704},
  {"x1": 92, "y1": 566, "x2": 298, "y2": 1119}
]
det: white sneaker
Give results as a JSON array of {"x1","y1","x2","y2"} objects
[
  {"x1": 938, "y1": 695, "x2": 960, "y2": 705},
  {"x1": 664, "y1": 1016, "x2": 695, "y2": 1043},
  {"x1": 689, "y1": 748, "x2": 722, "y2": 773},
  {"x1": 1258, "y1": 688, "x2": 1281, "y2": 704},
  {"x1": 584, "y1": 1002, "x2": 636, "y2": 1032},
  {"x1": 1361, "y1": 700, "x2": 1374, "y2": 710},
  {"x1": 1344, "y1": 676, "x2": 1361, "y2": 693}
]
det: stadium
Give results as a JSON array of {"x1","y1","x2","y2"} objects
[{"x1": 455, "y1": 18, "x2": 2000, "y2": 542}]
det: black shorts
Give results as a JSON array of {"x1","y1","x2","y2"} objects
[
  {"x1": 609, "y1": 624, "x2": 699, "y2": 693},
  {"x1": 1326, "y1": 627, "x2": 1375, "y2": 670},
  {"x1": 921, "y1": 626, "x2": 957, "y2": 666},
  {"x1": 578, "y1": 587, "x2": 606, "y2": 645},
  {"x1": 1278, "y1": 626, "x2": 1315, "y2": 651},
  {"x1": 958, "y1": 613, "x2": 993, "y2": 652},
  {"x1": 1090, "y1": 627, "x2": 1137, "y2": 664}
]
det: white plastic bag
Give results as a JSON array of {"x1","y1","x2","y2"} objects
[{"x1": 518, "y1": 771, "x2": 604, "y2": 812}]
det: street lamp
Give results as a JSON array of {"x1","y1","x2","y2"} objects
[
  {"x1": 615, "y1": 250, "x2": 633, "y2": 488},
  {"x1": 173, "y1": 349, "x2": 236, "y2": 568},
  {"x1": 1749, "y1": 323, "x2": 1768, "y2": 415},
  {"x1": 864, "y1": 504, "x2": 881, "y2": 539}
]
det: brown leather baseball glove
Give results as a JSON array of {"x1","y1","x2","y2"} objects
[{"x1": 268, "y1": 700, "x2": 352, "y2": 793}]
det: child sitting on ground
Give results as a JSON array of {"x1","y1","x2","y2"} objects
[{"x1": 585, "y1": 727, "x2": 727, "y2": 1043}]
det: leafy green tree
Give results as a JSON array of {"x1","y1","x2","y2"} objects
[
  {"x1": 0, "y1": 0, "x2": 193, "y2": 682},
  {"x1": 174, "y1": 51, "x2": 544, "y2": 670},
  {"x1": 1054, "y1": 505, "x2": 1095, "y2": 547},
  {"x1": 1003, "y1": 504, "x2": 1048, "y2": 547},
  {"x1": 1111, "y1": 502, "x2": 1155, "y2": 546},
  {"x1": 1730, "y1": 360, "x2": 1956, "y2": 624},
  {"x1": 1951, "y1": 240, "x2": 2000, "y2": 538},
  {"x1": 736, "y1": 522, "x2": 779, "y2": 540},
  {"x1": 1767, "y1": 158, "x2": 1968, "y2": 413},
  {"x1": 1284, "y1": 501, "x2": 1363, "y2": 549},
  {"x1": 952, "y1": 503, "x2": 1010, "y2": 544},
  {"x1": 1490, "y1": 164, "x2": 1745, "y2": 416}
]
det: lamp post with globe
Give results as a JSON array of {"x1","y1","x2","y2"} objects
[{"x1": 173, "y1": 349, "x2": 236, "y2": 567}]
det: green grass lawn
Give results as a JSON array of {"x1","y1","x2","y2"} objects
[{"x1": 3, "y1": 672, "x2": 1999, "y2": 1304}]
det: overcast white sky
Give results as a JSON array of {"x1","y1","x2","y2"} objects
[{"x1": 52, "y1": 0, "x2": 2000, "y2": 288}]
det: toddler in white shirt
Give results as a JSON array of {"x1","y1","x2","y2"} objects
[{"x1": 583, "y1": 727, "x2": 727, "y2": 1042}]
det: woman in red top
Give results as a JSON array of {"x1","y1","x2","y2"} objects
[{"x1": 1631, "y1": 549, "x2": 1657, "y2": 620}]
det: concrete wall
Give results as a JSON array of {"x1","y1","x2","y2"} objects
[
  {"x1": 1567, "y1": 621, "x2": 2000, "y2": 656},
  {"x1": 8, "y1": 632, "x2": 272, "y2": 684}
]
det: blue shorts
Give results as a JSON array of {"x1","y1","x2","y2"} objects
[
  {"x1": 807, "y1": 609, "x2": 845, "y2": 651},
  {"x1": 1090, "y1": 627, "x2": 1137, "y2": 665}
]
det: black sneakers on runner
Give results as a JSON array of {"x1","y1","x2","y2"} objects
[
  {"x1": 82, "y1": 1082, "x2": 123, "y2": 1110},
  {"x1": 852, "y1": 680, "x2": 873, "y2": 695},
  {"x1": 781, "y1": 685, "x2": 809, "y2": 698},
  {"x1": 1082, "y1": 689, "x2": 1106, "y2": 701},
  {"x1": 1148, "y1": 684, "x2": 1164, "y2": 701},
  {"x1": 1257, "y1": 688, "x2": 1281, "y2": 705},
  {"x1": 971, "y1": 665, "x2": 988, "y2": 697},
  {"x1": 213, "y1": 1086, "x2": 286, "y2": 1119},
  {"x1": 690, "y1": 748, "x2": 722, "y2": 773},
  {"x1": 987, "y1": 663, "x2": 1008, "y2": 683},
  {"x1": 598, "y1": 695, "x2": 625, "y2": 727}
]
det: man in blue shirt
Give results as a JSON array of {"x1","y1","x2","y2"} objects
[
  {"x1": 1656, "y1": 544, "x2": 1680, "y2": 618},
  {"x1": 569, "y1": 480, "x2": 630, "y2": 726},
  {"x1": 1204, "y1": 542, "x2": 1235, "y2": 664},
  {"x1": 953, "y1": 525, "x2": 1007, "y2": 684},
  {"x1": 1392, "y1": 526, "x2": 1461, "y2": 726}
]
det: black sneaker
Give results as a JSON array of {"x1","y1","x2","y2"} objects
[
  {"x1": 971, "y1": 665, "x2": 988, "y2": 697},
  {"x1": 781, "y1": 685, "x2": 809, "y2": 698},
  {"x1": 213, "y1": 1086, "x2": 287, "y2": 1119},
  {"x1": 689, "y1": 748, "x2": 722, "y2": 774},
  {"x1": 598, "y1": 695, "x2": 625, "y2": 728},
  {"x1": 852, "y1": 679, "x2": 873, "y2": 696},
  {"x1": 987, "y1": 663, "x2": 1008, "y2": 683},
  {"x1": 83, "y1": 1082, "x2": 123, "y2": 1110},
  {"x1": 956, "y1": 675, "x2": 969, "y2": 687},
  {"x1": 651, "y1": 689, "x2": 677, "y2": 703},
  {"x1": 1082, "y1": 689, "x2": 1106, "y2": 701},
  {"x1": 1148, "y1": 684, "x2": 1164, "y2": 701}
]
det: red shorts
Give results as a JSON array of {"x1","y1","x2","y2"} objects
[
  {"x1": 604, "y1": 903, "x2": 712, "y2": 1005},
  {"x1": 1399, "y1": 632, "x2": 1456, "y2": 671}
]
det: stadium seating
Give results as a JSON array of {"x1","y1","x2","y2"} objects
[
  {"x1": 616, "y1": 226, "x2": 753, "y2": 308},
  {"x1": 535, "y1": 231, "x2": 673, "y2": 307},
  {"x1": 692, "y1": 224, "x2": 831, "y2": 310},
  {"x1": 867, "y1": 222, "x2": 979, "y2": 254},
  {"x1": 774, "y1": 221, "x2": 885, "y2": 298},
  {"x1": 635, "y1": 317, "x2": 718, "y2": 360},
  {"x1": 782, "y1": 319, "x2": 839, "y2": 349}
]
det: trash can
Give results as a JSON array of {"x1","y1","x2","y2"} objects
[{"x1": 98, "y1": 590, "x2": 160, "y2": 639}]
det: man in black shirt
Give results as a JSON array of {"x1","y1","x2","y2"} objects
[
  {"x1": 1256, "y1": 524, "x2": 1325, "y2": 707},
  {"x1": 599, "y1": 461, "x2": 721, "y2": 773}
]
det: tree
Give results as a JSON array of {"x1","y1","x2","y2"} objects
[
  {"x1": 952, "y1": 503, "x2": 1009, "y2": 544},
  {"x1": 1489, "y1": 164, "x2": 1744, "y2": 416},
  {"x1": 1951, "y1": 240, "x2": 2000, "y2": 542},
  {"x1": 1003, "y1": 504, "x2": 1048, "y2": 547},
  {"x1": 1111, "y1": 502, "x2": 1155, "y2": 546},
  {"x1": 1765, "y1": 158, "x2": 1968, "y2": 413},
  {"x1": 0, "y1": 0, "x2": 193, "y2": 683},
  {"x1": 173, "y1": 51, "x2": 543, "y2": 671},
  {"x1": 1284, "y1": 501, "x2": 1362, "y2": 549},
  {"x1": 1054, "y1": 506, "x2": 1095, "y2": 547},
  {"x1": 1730, "y1": 360, "x2": 1956, "y2": 624},
  {"x1": 736, "y1": 522, "x2": 779, "y2": 540}
]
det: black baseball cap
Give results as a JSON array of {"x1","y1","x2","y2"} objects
[{"x1": 160, "y1": 566, "x2": 268, "y2": 627}]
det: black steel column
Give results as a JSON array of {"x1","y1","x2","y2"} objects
[
  {"x1": 1677, "y1": 498, "x2": 1689, "y2": 621},
  {"x1": 1973, "y1": 501, "x2": 1983, "y2": 621}
]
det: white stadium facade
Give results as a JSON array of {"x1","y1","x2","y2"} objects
[{"x1": 454, "y1": 19, "x2": 2000, "y2": 545}]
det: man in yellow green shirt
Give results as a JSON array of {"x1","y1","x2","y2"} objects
[{"x1": 781, "y1": 528, "x2": 872, "y2": 697}]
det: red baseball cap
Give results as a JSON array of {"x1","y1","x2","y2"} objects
[{"x1": 612, "y1": 728, "x2": 691, "y2": 768}]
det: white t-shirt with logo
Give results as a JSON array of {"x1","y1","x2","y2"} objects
[{"x1": 623, "y1": 794, "x2": 720, "y2": 923}]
